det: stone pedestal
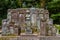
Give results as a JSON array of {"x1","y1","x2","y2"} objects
[{"x1": 25, "y1": 27, "x2": 32, "y2": 34}]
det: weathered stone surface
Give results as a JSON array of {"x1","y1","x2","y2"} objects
[
  {"x1": 2, "y1": 8, "x2": 56, "y2": 36},
  {"x1": 0, "y1": 36, "x2": 60, "y2": 40}
]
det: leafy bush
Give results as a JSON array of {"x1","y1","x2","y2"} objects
[{"x1": 54, "y1": 24, "x2": 60, "y2": 34}]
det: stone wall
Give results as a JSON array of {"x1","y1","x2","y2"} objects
[
  {"x1": 2, "y1": 8, "x2": 56, "y2": 36},
  {"x1": 0, "y1": 36, "x2": 60, "y2": 40}
]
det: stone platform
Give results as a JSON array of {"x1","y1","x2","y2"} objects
[{"x1": 0, "y1": 36, "x2": 60, "y2": 40}]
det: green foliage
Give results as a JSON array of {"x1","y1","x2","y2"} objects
[
  {"x1": 54, "y1": 24, "x2": 60, "y2": 34},
  {"x1": 47, "y1": 0, "x2": 60, "y2": 24},
  {"x1": 54, "y1": 24, "x2": 60, "y2": 30},
  {"x1": 51, "y1": 13, "x2": 60, "y2": 24},
  {"x1": 48, "y1": 0, "x2": 60, "y2": 8},
  {"x1": 51, "y1": 13, "x2": 60, "y2": 20}
]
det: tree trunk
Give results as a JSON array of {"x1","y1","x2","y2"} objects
[
  {"x1": 16, "y1": 0, "x2": 22, "y2": 7},
  {"x1": 40, "y1": 0, "x2": 46, "y2": 8}
]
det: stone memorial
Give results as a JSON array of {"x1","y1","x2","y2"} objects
[{"x1": 1, "y1": 8, "x2": 56, "y2": 36}]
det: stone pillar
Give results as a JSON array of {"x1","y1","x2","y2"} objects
[
  {"x1": 25, "y1": 9, "x2": 32, "y2": 34},
  {"x1": 44, "y1": 10, "x2": 49, "y2": 36},
  {"x1": 30, "y1": 8, "x2": 37, "y2": 26},
  {"x1": 39, "y1": 9, "x2": 47, "y2": 36},
  {"x1": 19, "y1": 9, "x2": 26, "y2": 34},
  {"x1": 37, "y1": 14, "x2": 40, "y2": 34},
  {"x1": 2, "y1": 19, "x2": 8, "y2": 36},
  {"x1": 30, "y1": 8, "x2": 38, "y2": 34}
]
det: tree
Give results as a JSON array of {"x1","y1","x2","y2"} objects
[
  {"x1": 40, "y1": 0, "x2": 46, "y2": 8},
  {"x1": 47, "y1": 0, "x2": 60, "y2": 24}
]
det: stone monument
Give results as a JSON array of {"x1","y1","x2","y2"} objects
[{"x1": 2, "y1": 8, "x2": 56, "y2": 36}]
